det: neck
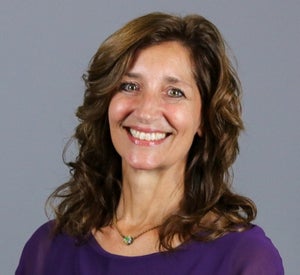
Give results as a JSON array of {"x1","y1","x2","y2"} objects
[{"x1": 116, "y1": 164, "x2": 185, "y2": 227}]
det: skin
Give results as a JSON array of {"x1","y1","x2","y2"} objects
[{"x1": 94, "y1": 41, "x2": 202, "y2": 256}]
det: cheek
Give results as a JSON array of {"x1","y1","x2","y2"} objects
[
  {"x1": 108, "y1": 96, "x2": 130, "y2": 125},
  {"x1": 166, "y1": 104, "x2": 201, "y2": 135},
  {"x1": 108, "y1": 99, "x2": 117, "y2": 125}
]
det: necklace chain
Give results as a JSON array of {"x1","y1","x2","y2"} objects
[{"x1": 113, "y1": 217, "x2": 161, "y2": 245}]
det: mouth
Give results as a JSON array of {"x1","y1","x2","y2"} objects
[{"x1": 126, "y1": 127, "x2": 170, "y2": 142}]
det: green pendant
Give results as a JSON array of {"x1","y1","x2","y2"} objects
[{"x1": 123, "y1": 236, "x2": 134, "y2": 245}]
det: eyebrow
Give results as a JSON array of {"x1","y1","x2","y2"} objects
[
  {"x1": 123, "y1": 72, "x2": 142, "y2": 79},
  {"x1": 123, "y1": 72, "x2": 192, "y2": 88},
  {"x1": 165, "y1": 76, "x2": 181, "y2": 84}
]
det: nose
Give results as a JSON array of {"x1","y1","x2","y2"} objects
[{"x1": 134, "y1": 91, "x2": 161, "y2": 123}]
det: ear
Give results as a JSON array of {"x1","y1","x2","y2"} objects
[{"x1": 197, "y1": 126, "x2": 203, "y2": 137}]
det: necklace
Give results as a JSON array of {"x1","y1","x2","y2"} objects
[{"x1": 113, "y1": 217, "x2": 161, "y2": 245}]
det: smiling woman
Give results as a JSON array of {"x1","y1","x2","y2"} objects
[
  {"x1": 108, "y1": 41, "x2": 201, "y2": 171},
  {"x1": 16, "y1": 12, "x2": 284, "y2": 274}
]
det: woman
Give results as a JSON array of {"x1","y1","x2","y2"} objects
[{"x1": 16, "y1": 12, "x2": 284, "y2": 274}]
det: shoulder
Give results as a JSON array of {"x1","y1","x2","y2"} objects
[
  {"x1": 16, "y1": 220, "x2": 76, "y2": 274},
  {"x1": 19, "y1": 221, "x2": 55, "y2": 256},
  {"x1": 184, "y1": 225, "x2": 284, "y2": 274},
  {"x1": 222, "y1": 225, "x2": 284, "y2": 274},
  {"x1": 16, "y1": 221, "x2": 56, "y2": 274},
  {"x1": 25, "y1": 220, "x2": 54, "y2": 244}
]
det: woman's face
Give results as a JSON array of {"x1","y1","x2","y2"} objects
[{"x1": 108, "y1": 41, "x2": 202, "y2": 172}]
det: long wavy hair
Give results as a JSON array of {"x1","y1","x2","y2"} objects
[{"x1": 48, "y1": 12, "x2": 256, "y2": 250}]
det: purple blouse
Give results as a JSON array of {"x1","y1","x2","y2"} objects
[{"x1": 16, "y1": 221, "x2": 284, "y2": 274}]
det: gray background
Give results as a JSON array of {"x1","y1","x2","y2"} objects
[{"x1": 1, "y1": 0, "x2": 299, "y2": 274}]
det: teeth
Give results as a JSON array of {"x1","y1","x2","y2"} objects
[{"x1": 130, "y1": 129, "x2": 166, "y2": 141}]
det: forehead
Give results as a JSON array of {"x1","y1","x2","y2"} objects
[{"x1": 126, "y1": 41, "x2": 195, "y2": 80}]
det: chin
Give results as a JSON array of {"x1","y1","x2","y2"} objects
[
  {"x1": 129, "y1": 163, "x2": 160, "y2": 171},
  {"x1": 125, "y1": 158, "x2": 162, "y2": 171}
]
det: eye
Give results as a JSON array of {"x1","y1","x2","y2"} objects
[
  {"x1": 167, "y1": 88, "x2": 185, "y2": 98},
  {"x1": 119, "y1": 82, "x2": 139, "y2": 92}
]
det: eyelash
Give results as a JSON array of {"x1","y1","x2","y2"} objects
[
  {"x1": 167, "y1": 88, "x2": 185, "y2": 98},
  {"x1": 119, "y1": 82, "x2": 185, "y2": 98},
  {"x1": 119, "y1": 82, "x2": 139, "y2": 92}
]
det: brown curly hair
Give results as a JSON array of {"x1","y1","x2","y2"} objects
[{"x1": 48, "y1": 12, "x2": 256, "y2": 250}]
